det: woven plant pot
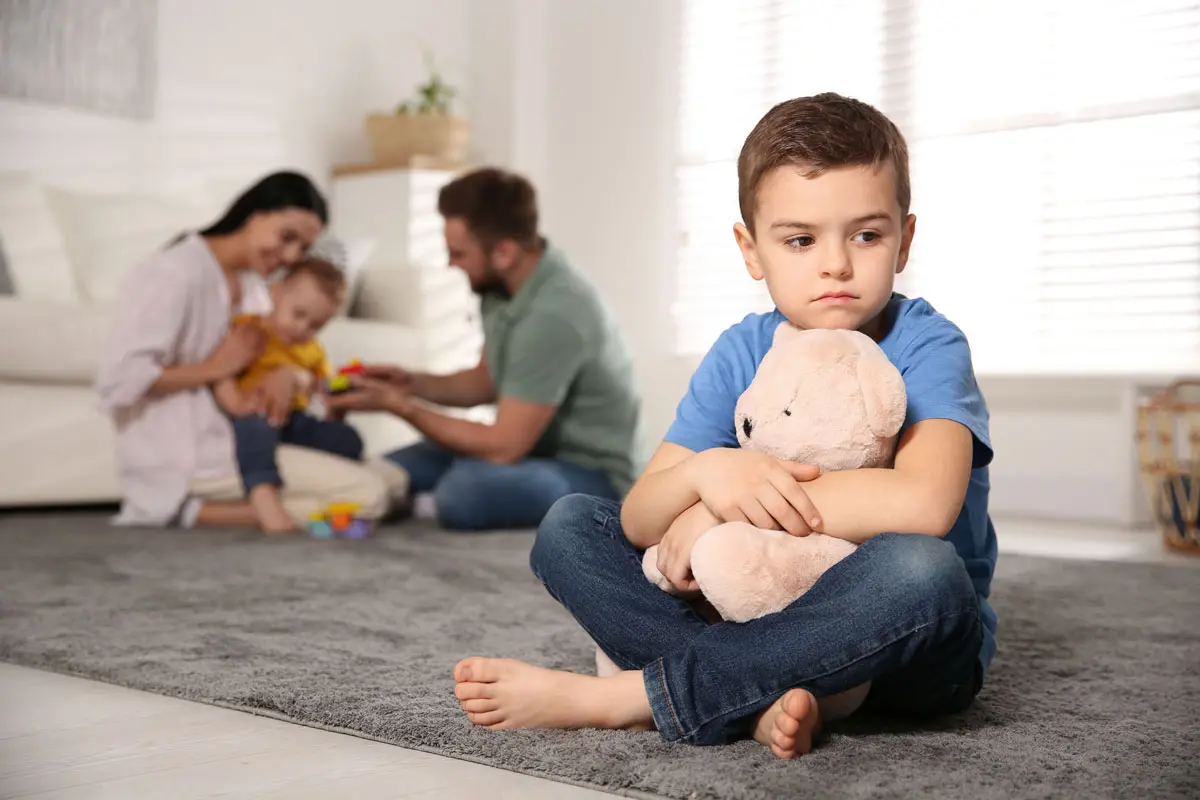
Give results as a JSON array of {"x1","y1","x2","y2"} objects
[
  {"x1": 1137, "y1": 379, "x2": 1200, "y2": 554},
  {"x1": 364, "y1": 113, "x2": 468, "y2": 167}
]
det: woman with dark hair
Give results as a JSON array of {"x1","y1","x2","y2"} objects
[{"x1": 95, "y1": 171, "x2": 396, "y2": 531}]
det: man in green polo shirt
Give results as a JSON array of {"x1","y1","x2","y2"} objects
[{"x1": 327, "y1": 167, "x2": 643, "y2": 531}]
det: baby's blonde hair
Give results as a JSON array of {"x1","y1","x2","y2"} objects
[{"x1": 284, "y1": 257, "x2": 346, "y2": 304}]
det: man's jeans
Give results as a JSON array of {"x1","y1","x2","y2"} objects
[
  {"x1": 530, "y1": 494, "x2": 985, "y2": 745},
  {"x1": 233, "y1": 411, "x2": 364, "y2": 490},
  {"x1": 385, "y1": 439, "x2": 618, "y2": 531}
]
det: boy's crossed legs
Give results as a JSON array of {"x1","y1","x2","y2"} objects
[
  {"x1": 233, "y1": 411, "x2": 364, "y2": 532},
  {"x1": 453, "y1": 493, "x2": 983, "y2": 757}
]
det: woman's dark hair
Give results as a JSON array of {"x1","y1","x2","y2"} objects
[{"x1": 200, "y1": 170, "x2": 328, "y2": 236}]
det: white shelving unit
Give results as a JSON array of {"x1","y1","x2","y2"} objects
[{"x1": 330, "y1": 165, "x2": 484, "y2": 378}]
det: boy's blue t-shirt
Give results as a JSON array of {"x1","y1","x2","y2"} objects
[{"x1": 665, "y1": 293, "x2": 998, "y2": 674}]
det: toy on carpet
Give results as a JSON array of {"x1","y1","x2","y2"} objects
[
  {"x1": 645, "y1": 324, "x2": 908, "y2": 624},
  {"x1": 326, "y1": 359, "x2": 366, "y2": 394},
  {"x1": 306, "y1": 502, "x2": 373, "y2": 540}
]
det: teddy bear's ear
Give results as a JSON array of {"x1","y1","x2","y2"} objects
[
  {"x1": 852, "y1": 333, "x2": 908, "y2": 438},
  {"x1": 772, "y1": 321, "x2": 805, "y2": 347}
]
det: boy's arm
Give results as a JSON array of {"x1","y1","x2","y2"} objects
[
  {"x1": 212, "y1": 377, "x2": 253, "y2": 417},
  {"x1": 800, "y1": 418, "x2": 974, "y2": 543},
  {"x1": 621, "y1": 441, "x2": 821, "y2": 549},
  {"x1": 620, "y1": 443, "x2": 703, "y2": 549},
  {"x1": 801, "y1": 319, "x2": 989, "y2": 543}
]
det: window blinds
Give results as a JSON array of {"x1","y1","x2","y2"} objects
[{"x1": 675, "y1": 0, "x2": 1200, "y2": 372}]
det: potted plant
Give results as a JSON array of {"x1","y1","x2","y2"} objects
[{"x1": 365, "y1": 49, "x2": 468, "y2": 167}]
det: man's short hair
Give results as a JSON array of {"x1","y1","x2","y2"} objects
[
  {"x1": 737, "y1": 93, "x2": 911, "y2": 234},
  {"x1": 438, "y1": 167, "x2": 539, "y2": 250}
]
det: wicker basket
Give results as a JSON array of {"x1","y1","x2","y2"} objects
[
  {"x1": 1136, "y1": 379, "x2": 1200, "y2": 554},
  {"x1": 364, "y1": 112, "x2": 469, "y2": 167}
]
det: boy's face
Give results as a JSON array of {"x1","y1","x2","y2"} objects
[
  {"x1": 267, "y1": 273, "x2": 339, "y2": 344},
  {"x1": 734, "y1": 163, "x2": 916, "y2": 337}
]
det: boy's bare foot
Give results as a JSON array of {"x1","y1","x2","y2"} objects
[
  {"x1": 753, "y1": 688, "x2": 820, "y2": 759},
  {"x1": 453, "y1": 657, "x2": 654, "y2": 732},
  {"x1": 248, "y1": 485, "x2": 297, "y2": 534}
]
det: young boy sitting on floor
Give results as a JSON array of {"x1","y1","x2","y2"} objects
[
  {"x1": 450, "y1": 93, "x2": 997, "y2": 758},
  {"x1": 214, "y1": 258, "x2": 364, "y2": 533}
]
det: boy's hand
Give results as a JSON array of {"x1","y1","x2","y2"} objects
[
  {"x1": 253, "y1": 367, "x2": 299, "y2": 427},
  {"x1": 686, "y1": 448, "x2": 823, "y2": 536},
  {"x1": 212, "y1": 377, "x2": 254, "y2": 417},
  {"x1": 655, "y1": 503, "x2": 720, "y2": 593}
]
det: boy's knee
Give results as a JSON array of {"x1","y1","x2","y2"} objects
[
  {"x1": 868, "y1": 532, "x2": 975, "y2": 612},
  {"x1": 530, "y1": 494, "x2": 608, "y2": 579}
]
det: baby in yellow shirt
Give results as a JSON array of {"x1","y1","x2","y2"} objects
[{"x1": 213, "y1": 258, "x2": 363, "y2": 533}]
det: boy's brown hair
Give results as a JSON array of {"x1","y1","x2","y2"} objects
[
  {"x1": 437, "y1": 167, "x2": 539, "y2": 250},
  {"x1": 737, "y1": 93, "x2": 911, "y2": 234},
  {"x1": 285, "y1": 257, "x2": 347, "y2": 304}
]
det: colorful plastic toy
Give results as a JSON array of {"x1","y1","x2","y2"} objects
[
  {"x1": 327, "y1": 358, "x2": 366, "y2": 394},
  {"x1": 306, "y1": 502, "x2": 373, "y2": 539},
  {"x1": 306, "y1": 512, "x2": 335, "y2": 539}
]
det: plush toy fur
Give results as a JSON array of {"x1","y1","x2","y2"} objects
[{"x1": 643, "y1": 324, "x2": 908, "y2": 624}]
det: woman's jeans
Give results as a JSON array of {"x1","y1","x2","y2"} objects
[{"x1": 530, "y1": 494, "x2": 985, "y2": 745}]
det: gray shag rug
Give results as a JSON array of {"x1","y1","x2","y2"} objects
[{"x1": 0, "y1": 510, "x2": 1197, "y2": 800}]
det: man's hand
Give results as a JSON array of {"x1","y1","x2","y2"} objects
[
  {"x1": 655, "y1": 503, "x2": 720, "y2": 593},
  {"x1": 362, "y1": 363, "x2": 414, "y2": 390},
  {"x1": 686, "y1": 448, "x2": 823, "y2": 536},
  {"x1": 325, "y1": 375, "x2": 414, "y2": 417}
]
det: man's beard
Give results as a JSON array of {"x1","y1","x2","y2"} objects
[{"x1": 470, "y1": 259, "x2": 507, "y2": 296}]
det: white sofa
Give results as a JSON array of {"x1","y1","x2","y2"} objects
[{"x1": 0, "y1": 171, "x2": 483, "y2": 508}]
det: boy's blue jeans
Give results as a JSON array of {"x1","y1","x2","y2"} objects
[
  {"x1": 531, "y1": 494, "x2": 985, "y2": 746},
  {"x1": 233, "y1": 412, "x2": 364, "y2": 490},
  {"x1": 385, "y1": 439, "x2": 618, "y2": 531}
]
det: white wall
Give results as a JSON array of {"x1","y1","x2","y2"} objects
[
  {"x1": 470, "y1": 0, "x2": 684, "y2": 450},
  {"x1": 0, "y1": 0, "x2": 469, "y2": 204}
]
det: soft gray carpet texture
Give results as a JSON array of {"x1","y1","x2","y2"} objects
[{"x1": 1, "y1": 511, "x2": 1197, "y2": 799}]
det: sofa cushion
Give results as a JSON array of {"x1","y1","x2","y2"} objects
[
  {"x1": 0, "y1": 236, "x2": 14, "y2": 295},
  {"x1": 0, "y1": 383, "x2": 120, "y2": 506},
  {"x1": 0, "y1": 298, "x2": 113, "y2": 384},
  {"x1": 0, "y1": 173, "x2": 80, "y2": 303},
  {"x1": 44, "y1": 186, "x2": 212, "y2": 305}
]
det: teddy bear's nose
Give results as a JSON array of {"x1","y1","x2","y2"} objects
[{"x1": 742, "y1": 416, "x2": 753, "y2": 438}]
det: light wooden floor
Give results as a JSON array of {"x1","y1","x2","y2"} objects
[
  {"x1": 0, "y1": 664, "x2": 610, "y2": 799},
  {"x1": 1, "y1": 518, "x2": 1195, "y2": 799}
]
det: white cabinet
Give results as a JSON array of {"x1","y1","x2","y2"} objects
[{"x1": 331, "y1": 166, "x2": 483, "y2": 376}]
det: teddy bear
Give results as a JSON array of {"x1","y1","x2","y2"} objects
[{"x1": 643, "y1": 323, "x2": 908, "y2": 624}]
